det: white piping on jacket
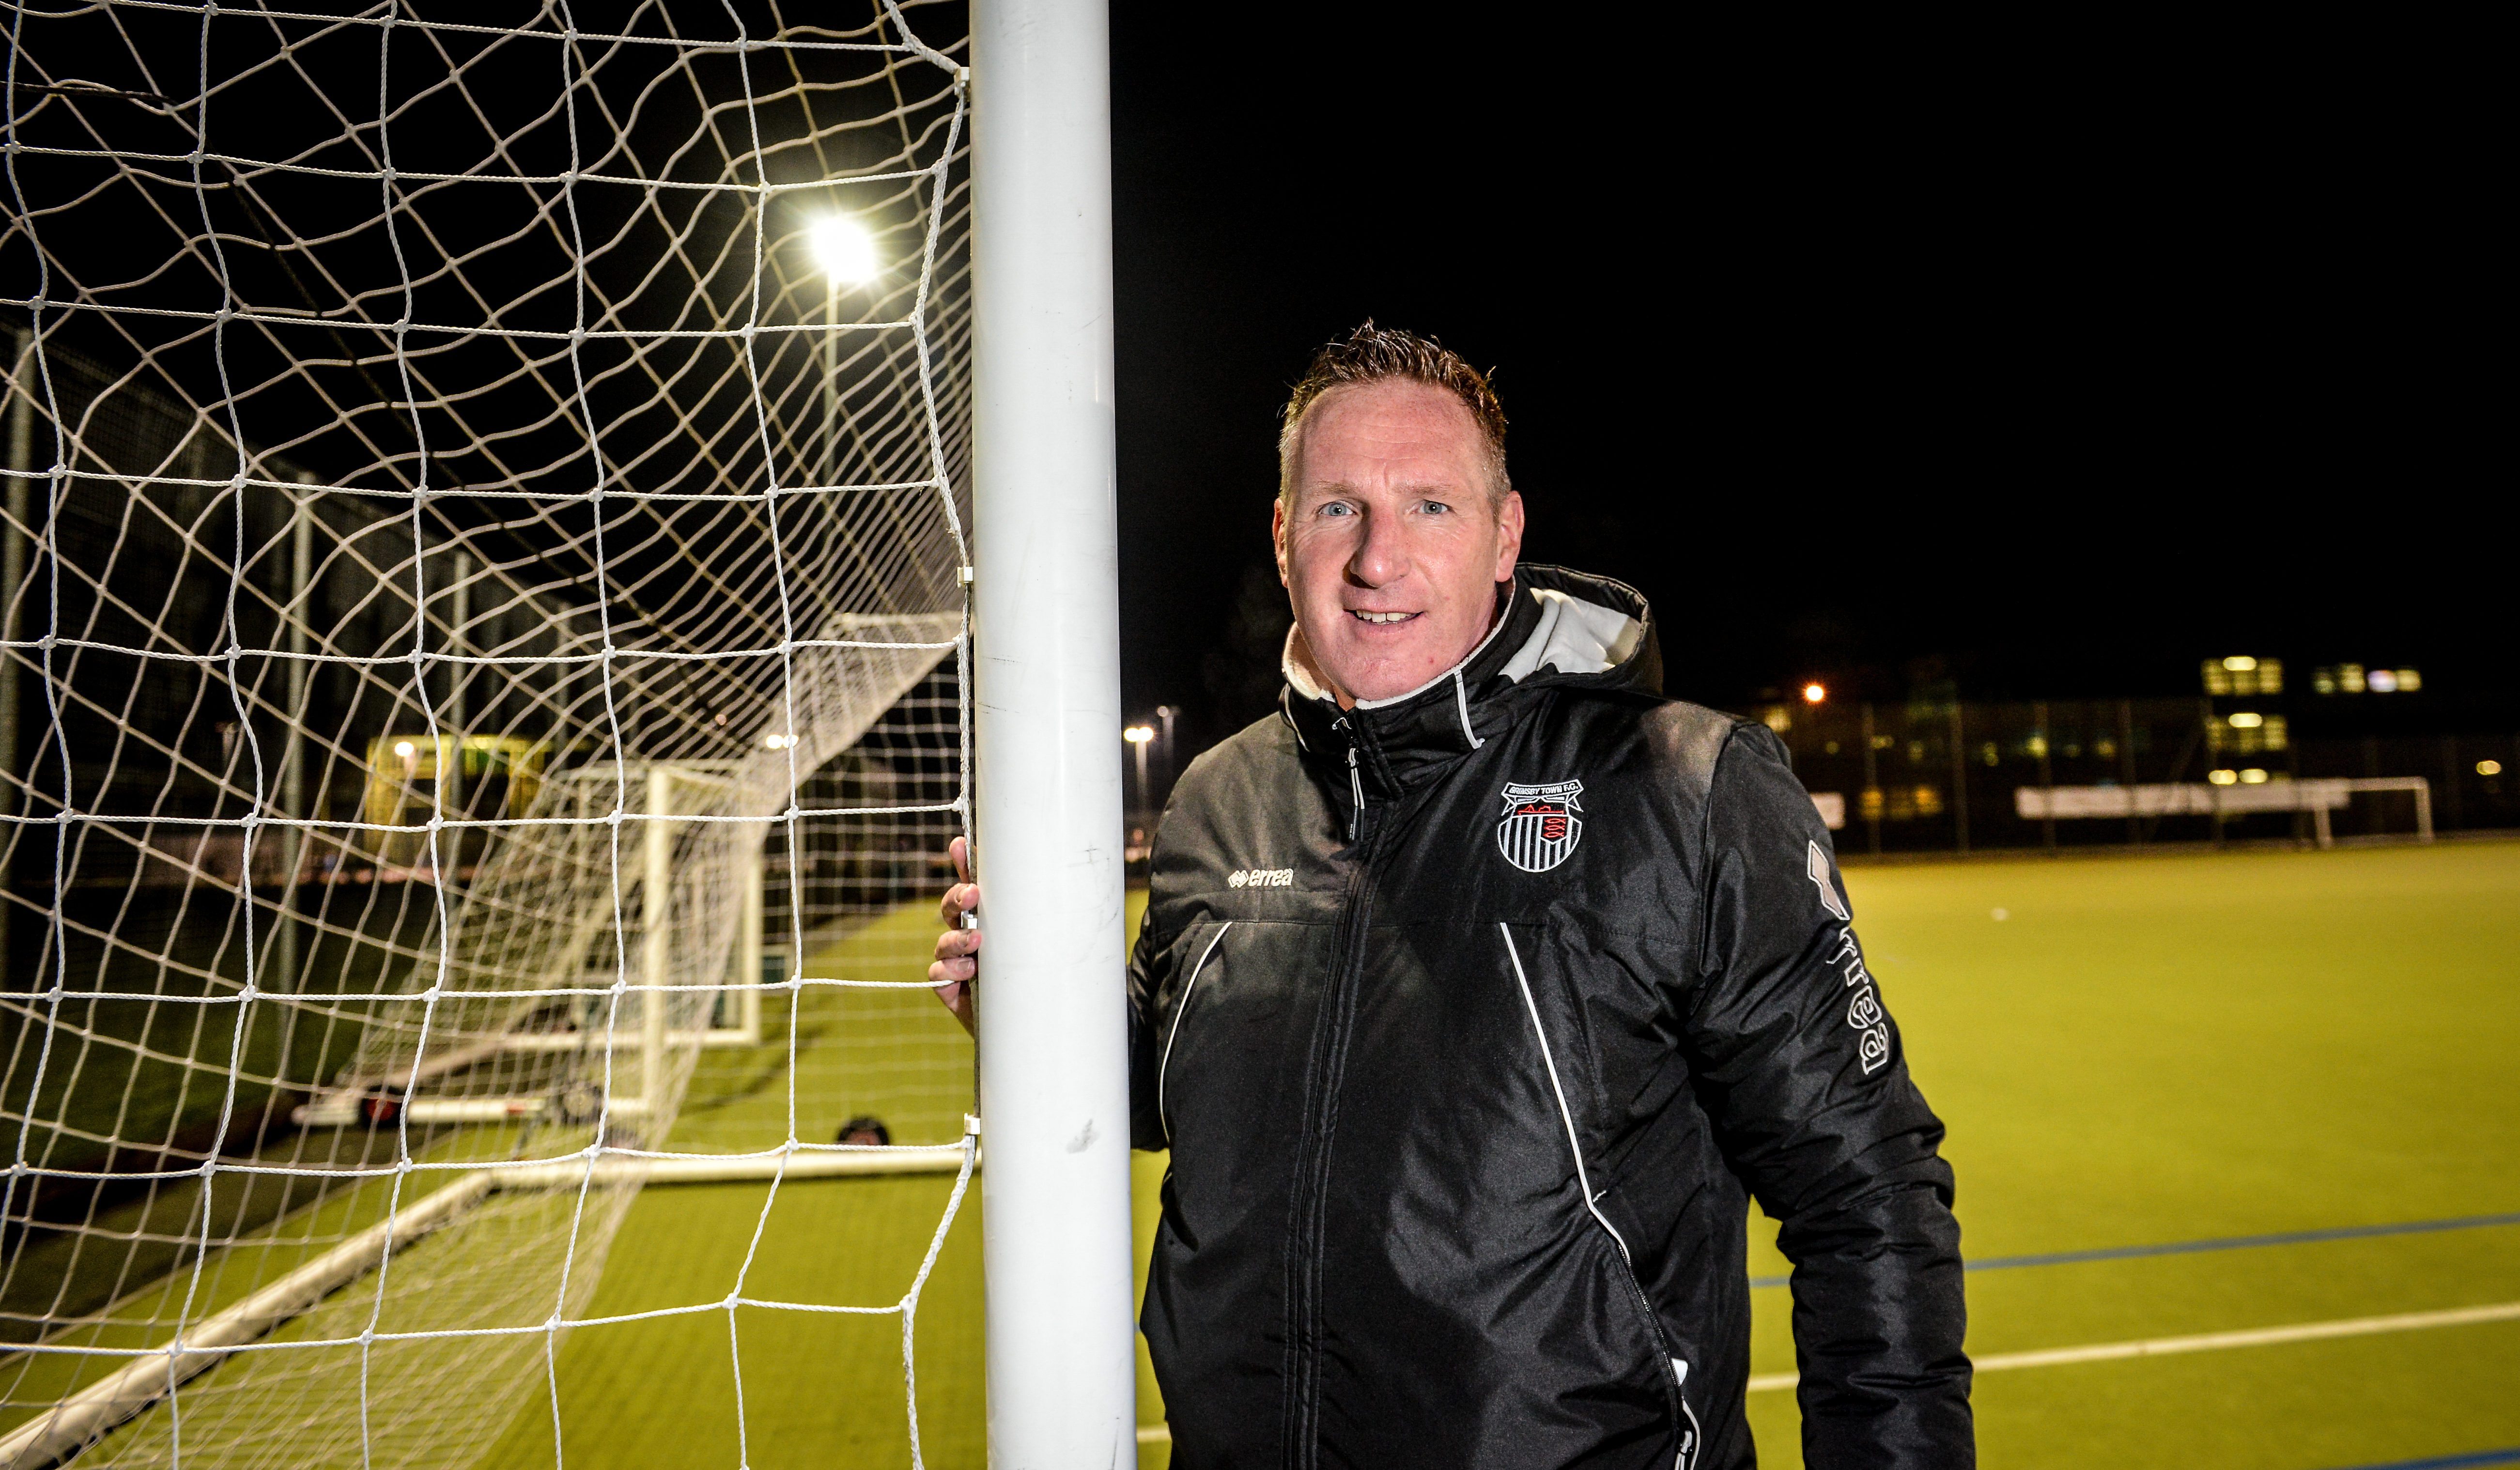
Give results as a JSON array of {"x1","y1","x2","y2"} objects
[
  {"x1": 1452, "y1": 667, "x2": 1484, "y2": 750},
  {"x1": 1498, "y1": 923, "x2": 1633, "y2": 1264},
  {"x1": 1156, "y1": 922, "x2": 1233, "y2": 1140},
  {"x1": 1500, "y1": 931, "x2": 1693, "y2": 1458}
]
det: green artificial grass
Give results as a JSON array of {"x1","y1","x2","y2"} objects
[
  {"x1": 464, "y1": 842, "x2": 2520, "y2": 1467},
  {"x1": 1751, "y1": 841, "x2": 2520, "y2": 1468}
]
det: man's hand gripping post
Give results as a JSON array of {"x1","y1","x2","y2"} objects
[{"x1": 928, "y1": 834, "x2": 980, "y2": 1038}]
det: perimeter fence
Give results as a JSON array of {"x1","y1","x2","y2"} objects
[{"x1": 1753, "y1": 697, "x2": 2520, "y2": 858}]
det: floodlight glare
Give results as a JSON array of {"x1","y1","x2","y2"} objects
[
  {"x1": 808, "y1": 217, "x2": 878, "y2": 284},
  {"x1": 392, "y1": 740, "x2": 416, "y2": 758},
  {"x1": 1801, "y1": 682, "x2": 1826, "y2": 704},
  {"x1": 1123, "y1": 726, "x2": 1154, "y2": 744},
  {"x1": 2222, "y1": 655, "x2": 2258, "y2": 672}
]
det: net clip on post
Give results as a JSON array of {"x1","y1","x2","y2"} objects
[
  {"x1": 963, "y1": 1113, "x2": 982, "y2": 1137},
  {"x1": 958, "y1": 565, "x2": 974, "y2": 585}
]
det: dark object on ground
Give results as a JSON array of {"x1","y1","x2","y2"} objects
[{"x1": 835, "y1": 1115, "x2": 892, "y2": 1146}]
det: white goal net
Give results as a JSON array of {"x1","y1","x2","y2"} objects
[{"x1": 0, "y1": 3, "x2": 977, "y2": 1466}]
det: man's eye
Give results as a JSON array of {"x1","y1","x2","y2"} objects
[
  {"x1": 1318, "y1": 502, "x2": 1354, "y2": 517},
  {"x1": 1421, "y1": 500, "x2": 1451, "y2": 514}
]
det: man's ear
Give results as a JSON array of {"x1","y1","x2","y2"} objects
[
  {"x1": 1491, "y1": 490, "x2": 1526, "y2": 582},
  {"x1": 1271, "y1": 496, "x2": 1290, "y2": 586}
]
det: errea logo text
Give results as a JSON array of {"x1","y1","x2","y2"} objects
[{"x1": 1227, "y1": 868, "x2": 1293, "y2": 889}]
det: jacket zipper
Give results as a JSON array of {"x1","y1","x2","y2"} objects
[
  {"x1": 1282, "y1": 724, "x2": 1378, "y2": 1470},
  {"x1": 1344, "y1": 745, "x2": 1364, "y2": 840}
]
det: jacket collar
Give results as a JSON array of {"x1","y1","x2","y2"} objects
[{"x1": 1279, "y1": 565, "x2": 1661, "y2": 801}]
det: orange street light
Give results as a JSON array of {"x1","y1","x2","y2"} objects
[{"x1": 1801, "y1": 683, "x2": 1826, "y2": 705}]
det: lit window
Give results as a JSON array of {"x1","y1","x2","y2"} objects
[
  {"x1": 2239, "y1": 768, "x2": 2269, "y2": 784},
  {"x1": 2481, "y1": 760, "x2": 2505, "y2": 777},
  {"x1": 2228, "y1": 712, "x2": 2263, "y2": 728},
  {"x1": 2205, "y1": 656, "x2": 2280, "y2": 696},
  {"x1": 2339, "y1": 664, "x2": 2366, "y2": 693},
  {"x1": 2208, "y1": 769, "x2": 2239, "y2": 785},
  {"x1": 2395, "y1": 668, "x2": 2422, "y2": 692}
]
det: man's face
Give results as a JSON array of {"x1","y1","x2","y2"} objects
[{"x1": 1274, "y1": 380, "x2": 1524, "y2": 705}]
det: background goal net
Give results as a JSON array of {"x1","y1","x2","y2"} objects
[{"x1": 1, "y1": 3, "x2": 976, "y2": 1465}]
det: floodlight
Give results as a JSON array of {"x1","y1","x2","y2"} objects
[
  {"x1": 2227, "y1": 712, "x2": 2263, "y2": 728},
  {"x1": 2239, "y1": 768, "x2": 2269, "y2": 784},
  {"x1": 393, "y1": 740, "x2": 416, "y2": 758},
  {"x1": 2222, "y1": 655, "x2": 2257, "y2": 672},
  {"x1": 808, "y1": 216, "x2": 878, "y2": 284},
  {"x1": 1801, "y1": 683, "x2": 1826, "y2": 704},
  {"x1": 2481, "y1": 760, "x2": 2504, "y2": 776},
  {"x1": 1123, "y1": 726, "x2": 1154, "y2": 744},
  {"x1": 2208, "y1": 769, "x2": 2239, "y2": 786}
]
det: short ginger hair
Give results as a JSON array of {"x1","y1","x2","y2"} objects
[{"x1": 1276, "y1": 321, "x2": 1510, "y2": 505}]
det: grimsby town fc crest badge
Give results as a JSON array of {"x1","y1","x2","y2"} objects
[{"x1": 1496, "y1": 780, "x2": 1585, "y2": 872}]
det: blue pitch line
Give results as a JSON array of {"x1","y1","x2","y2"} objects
[
  {"x1": 1747, "y1": 1211, "x2": 2520, "y2": 1289},
  {"x1": 2323, "y1": 1450, "x2": 2520, "y2": 1470}
]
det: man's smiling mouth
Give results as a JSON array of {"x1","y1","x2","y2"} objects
[{"x1": 1350, "y1": 610, "x2": 1418, "y2": 624}]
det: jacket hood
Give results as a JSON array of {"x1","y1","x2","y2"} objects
[{"x1": 1280, "y1": 564, "x2": 1663, "y2": 801}]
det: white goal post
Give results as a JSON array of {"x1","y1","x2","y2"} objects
[
  {"x1": 2016, "y1": 777, "x2": 2436, "y2": 847},
  {"x1": 968, "y1": 0, "x2": 1142, "y2": 1461}
]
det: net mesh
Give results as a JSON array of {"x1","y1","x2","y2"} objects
[{"x1": 0, "y1": 3, "x2": 976, "y2": 1465}]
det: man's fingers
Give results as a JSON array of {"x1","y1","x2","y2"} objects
[
  {"x1": 936, "y1": 880, "x2": 979, "y2": 928},
  {"x1": 932, "y1": 986, "x2": 974, "y2": 1039},
  {"x1": 930, "y1": 838, "x2": 981, "y2": 1041}
]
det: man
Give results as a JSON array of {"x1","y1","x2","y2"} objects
[{"x1": 932, "y1": 324, "x2": 1971, "y2": 1467}]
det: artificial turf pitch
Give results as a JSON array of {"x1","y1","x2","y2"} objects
[{"x1": 479, "y1": 841, "x2": 2520, "y2": 1469}]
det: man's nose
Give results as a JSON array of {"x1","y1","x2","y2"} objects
[{"x1": 1345, "y1": 506, "x2": 1407, "y2": 588}]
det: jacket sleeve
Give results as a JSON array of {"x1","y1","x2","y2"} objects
[
  {"x1": 1685, "y1": 723, "x2": 1973, "y2": 1467},
  {"x1": 1126, "y1": 902, "x2": 1173, "y2": 1152}
]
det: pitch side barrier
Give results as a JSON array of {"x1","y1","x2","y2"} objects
[{"x1": 2013, "y1": 778, "x2": 2434, "y2": 848}]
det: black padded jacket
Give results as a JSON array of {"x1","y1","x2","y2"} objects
[{"x1": 1129, "y1": 565, "x2": 1972, "y2": 1470}]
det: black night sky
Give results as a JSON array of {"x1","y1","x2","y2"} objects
[{"x1": 1105, "y1": 11, "x2": 2500, "y2": 758}]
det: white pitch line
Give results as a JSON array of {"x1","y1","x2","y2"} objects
[{"x1": 1748, "y1": 1300, "x2": 2520, "y2": 1393}]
